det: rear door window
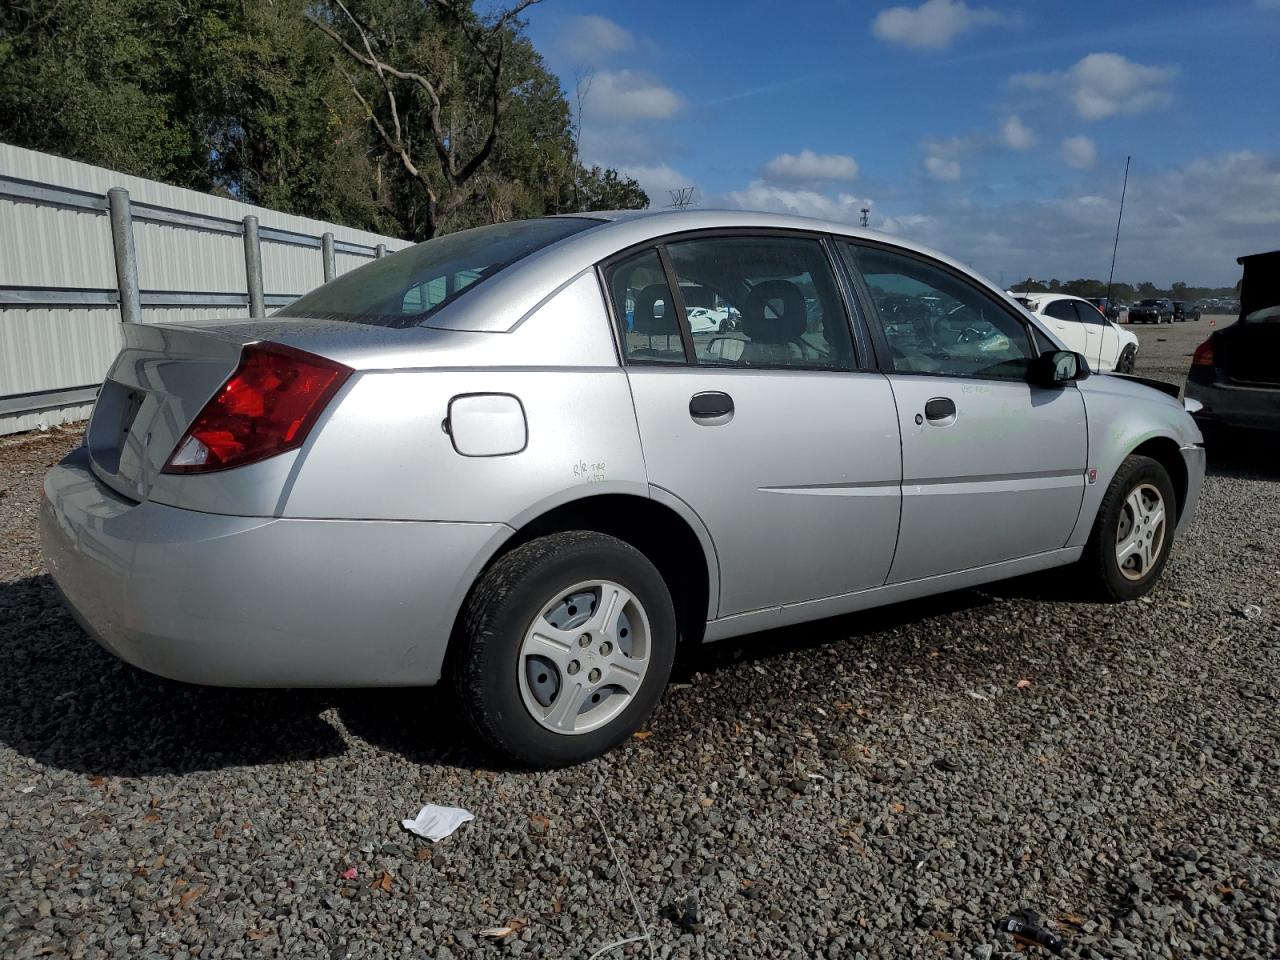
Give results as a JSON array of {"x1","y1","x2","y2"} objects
[
  {"x1": 663, "y1": 235, "x2": 855, "y2": 370},
  {"x1": 277, "y1": 217, "x2": 601, "y2": 328}
]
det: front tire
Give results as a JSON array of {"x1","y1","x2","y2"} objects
[
  {"x1": 1117, "y1": 345, "x2": 1137, "y2": 373},
  {"x1": 1079, "y1": 455, "x2": 1177, "y2": 601},
  {"x1": 452, "y1": 531, "x2": 676, "y2": 767}
]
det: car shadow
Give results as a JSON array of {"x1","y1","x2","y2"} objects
[
  {"x1": 672, "y1": 588, "x2": 994, "y2": 680},
  {"x1": 0, "y1": 574, "x2": 490, "y2": 777},
  {"x1": 0, "y1": 569, "x2": 1105, "y2": 778}
]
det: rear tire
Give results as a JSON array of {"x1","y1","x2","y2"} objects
[
  {"x1": 1078, "y1": 455, "x2": 1177, "y2": 602},
  {"x1": 452, "y1": 531, "x2": 676, "y2": 767}
]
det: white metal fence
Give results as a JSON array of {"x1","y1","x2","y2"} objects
[{"x1": 0, "y1": 143, "x2": 410, "y2": 434}]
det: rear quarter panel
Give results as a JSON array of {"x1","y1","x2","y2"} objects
[
  {"x1": 281, "y1": 272, "x2": 649, "y2": 523},
  {"x1": 283, "y1": 366, "x2": 647, "y2": 523}
]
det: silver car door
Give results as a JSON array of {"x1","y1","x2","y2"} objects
[
  {"x1": 845, "y1": 243, "x2": 1088, "y2": 582},
  {"x1": 604, "y1": 237, "x2": 902, "y2": 618}
]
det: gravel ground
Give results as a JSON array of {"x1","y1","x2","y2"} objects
[{"x1": 2, "y1": 318, "x2": 1277, "y2": 959}]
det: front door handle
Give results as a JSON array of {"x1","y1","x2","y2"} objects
[
  {"x1": 689, "y1": 391, "x2": 734, "y2": 422},
  {"x1": 924, "y1": 397, "x2": 956, "y2": 424}
]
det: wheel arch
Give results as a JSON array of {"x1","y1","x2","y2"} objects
[
  {"x1": 447, "y1": 493, "x2": 717, "y2": 666},
  {"x1": 1129, "y1": 436, "x2": 1189, "y2": 524}
]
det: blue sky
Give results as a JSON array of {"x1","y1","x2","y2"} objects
[{"x1": 523, "y1": 0, "x2": 1279, "y2": 286}]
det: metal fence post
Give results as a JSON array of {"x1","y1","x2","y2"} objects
[
  {"x1": 242, "y1": 215, "x2": 265, "y2": 319},
  {"x1": 322, "y1": 232, "x2": 336, "y2": 282},
  {"x1": 107, "y1": 188, "x2": 142, "y2": 324},
  {"x1": 375, "y1": 243, "x2": 387, "y2": 259}
]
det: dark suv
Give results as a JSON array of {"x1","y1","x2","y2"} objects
[
  {"x1": 1172, "y1": 301, "x2": 1200, "y2": 322},
  {"x1": 1129, "y1": 298, "x2": 1173, "y2": 324}
]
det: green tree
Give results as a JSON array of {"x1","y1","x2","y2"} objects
[
  {"x1": 577, "y1": 166, "x2": 650, "y2": 212},
  {"x1": 0, "y1": 0, "x2": 645, "y2": 240},
  {"x1": 0, "y1": 0, "x2": 209, "y2": 185},
  {"x1": 306, "y1": 0, "x2": 646, "y2": 238}
]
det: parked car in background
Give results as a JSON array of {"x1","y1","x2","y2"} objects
[
  {"x1": 1084, "y1": 296, "x2": 1122, "y2": 321},
  {"x1": 1012, "y1": 292, "x2": 1139, "y2": 373},
  {"x1": 41, "y1": 210, "x2": 1205, "y2": 767},
  {"x1": 1185, "y1": 250, "x2": 1280, "y2": 436},
  {"x1": 1129, "y1": 298, "x2": 1174, "y2": 324},
  {"x1": 1172, "y1": 301, "x2": 1200, "y2": 322}
]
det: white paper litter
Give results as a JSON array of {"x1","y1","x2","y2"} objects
[{"x1": 400, "y1": 804, "x2": 474, "y2": 841}]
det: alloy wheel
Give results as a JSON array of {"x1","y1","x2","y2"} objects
[
  {"x1": 517, "y1": 580, "x2": 651, "y2": 735},
  {"x1": 1115, "y1": 483, "x2": 1167, "y2": 581}
]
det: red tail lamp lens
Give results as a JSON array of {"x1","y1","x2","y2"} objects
[
  {"x1": 163, "y1": 342, "x2": 351, "y2": 474},
  {"x1": 1191, "y1": 339, "x2": 1214, "y2": 367}
]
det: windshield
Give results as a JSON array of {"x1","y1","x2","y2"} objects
[
  {"x1": 1137, "y1": 299, "x2": 1162, "y2": 307},
  {"x1": 276, "y1": 217, "x2": 602, "y2": 328}
]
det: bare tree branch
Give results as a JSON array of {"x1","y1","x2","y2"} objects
[{"x1": 308, "y1": 0, "x2": 543, "y2": 237}]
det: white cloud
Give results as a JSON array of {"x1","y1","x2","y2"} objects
[
  {"x1": 762, "y1": 149, "x2": 859, "y2": 183},
  {"x1": 999, "y1": 115, "x2": 1037, "y2": 151},
  {"x1": 723, "y1": 181, "x2": 870, "y2": 222},
  {"x1": 1061, "y1": 135, "x2": 1098, "y2": 169},
  {"x1": 865, "y1": 151, "x2": 1280, "y2": 287},
  {"x1": 1011, "y1": 53, "x2": 1176, "y2": 120},
  {"x1": 559, "y1": 15, "x2": 634, "y2": 63},
  {"x1": 586, "y1": 70, "x2": 683, "y2": 122},
  {"x1": 924, "y1": 156, "x2": 963, "y2": 180},
  {"x1": 921, "y1": 136, "x2": 971, "y2": 180},
  {"x1": 871, "y1": 0, "x2": 1022, "y2": 50}
]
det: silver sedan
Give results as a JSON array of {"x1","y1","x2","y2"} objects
[{"x1": 41, "y1": 210, "x2": 1205, "y2": 766}]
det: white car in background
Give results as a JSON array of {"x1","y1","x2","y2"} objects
[{"x1": 1011, "y1": 292, "x2": 1139, "y2": 374}]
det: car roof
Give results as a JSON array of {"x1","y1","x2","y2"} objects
[{"x1": 439, "y1": 209, "x2": 1022, "y2": 334}]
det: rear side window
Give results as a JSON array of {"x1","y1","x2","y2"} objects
[
  {"x1": 665, "y1": 236, "x2": 854, "y2": 370},
  {"x1": 606, "y1": 249, "x2": 686, "y2": 363},
  {"x1": 277, "y1": 217, "x2": 601, "y2": 328}
]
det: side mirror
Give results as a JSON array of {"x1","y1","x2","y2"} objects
[{"x1": 1032, "y1": 349, "x2": 1090, "y2": 386}]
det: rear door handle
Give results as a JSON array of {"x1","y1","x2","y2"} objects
[
  {"x1": 689, "y1": 391, "x2": 734, "y2": 421},
  {"x1": 924, "y1": 397, "x2": 956, "y2": 423}
]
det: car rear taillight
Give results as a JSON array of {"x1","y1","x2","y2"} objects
[
  {"x1": 163, "y1": 342, "x2": 352, "y2": 474},
  {"x1": 1191, "y1": 339, "x2": 1215, "y2": 368}
]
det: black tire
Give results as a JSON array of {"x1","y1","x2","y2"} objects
[
  {"x1": 1078, "y1": 455, "x2": 1177, "y2": 602},
  {"x1": 452, "y1": 531, "x2": 676, "y2": 767},
  {"x1": 1117, "y1": 345, "x2": 1136, "y2": 373}
]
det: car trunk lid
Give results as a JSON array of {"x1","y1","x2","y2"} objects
[{"x1": 86, "y1": 323, "x2": 248, "y2": 502}]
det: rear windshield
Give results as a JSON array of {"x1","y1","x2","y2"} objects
[{"x1": 276, "y1": 217, "x2": 601, "y2": 328}]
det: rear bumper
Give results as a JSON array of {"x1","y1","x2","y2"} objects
[
  {"x1": 1185, "y1": 378, "x2": 1280, "y2": 432},
  {"x1": 40, "y1": 448, "x2": 510, "y2": 687}
]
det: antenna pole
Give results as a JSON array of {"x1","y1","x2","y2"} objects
[
  {"x1": 1105, "y1": 156, "x2": 1130, "y2": 306},
  {"x1": 667, "y1": 187, "x2": 696, "y2": 210}
]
